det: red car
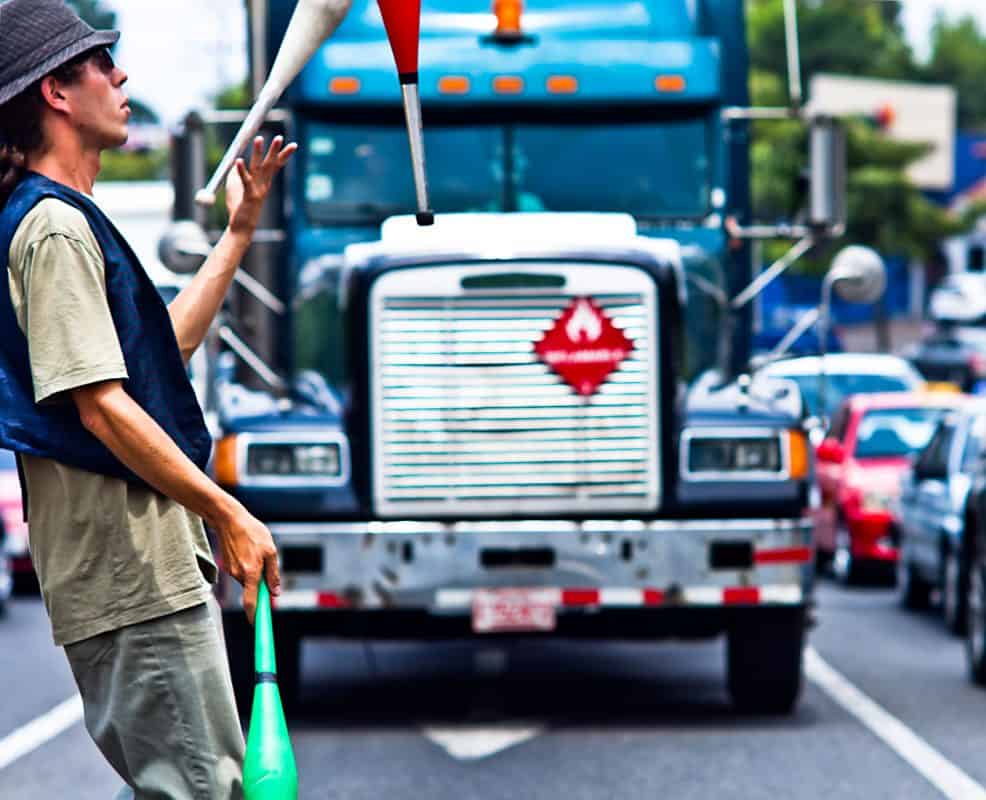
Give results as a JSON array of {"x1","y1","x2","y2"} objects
[
  {"x1": 814, "y1": 392, "x2": 969, "y2": 584},
  {"x1": 0, "y1": 449, "x2": 31, "y2": 590}
]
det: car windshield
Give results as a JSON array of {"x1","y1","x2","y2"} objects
[
  {"x1": 779, "y1": 373, "x2": 914, "y2": 417},
  {"x1": 854, "y1": 408, "x2": 948, "y2": 459},
  {"x1": 301, "y1": 115, "x2": 711, "y2": 223}
]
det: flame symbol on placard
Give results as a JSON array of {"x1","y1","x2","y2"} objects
[{"x1": 565, "y1": 299, "x2": 603, "y2": 343}]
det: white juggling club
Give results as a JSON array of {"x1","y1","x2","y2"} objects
[{"x1": 196, "y1": 0, "x2": 353, "y2": 207}]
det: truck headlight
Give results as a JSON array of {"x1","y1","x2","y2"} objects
[
  {"x1": 215, "y1": 433, "x2": 350, "y2": 487},
  {"x1": 682, "y1": 429, "x2": 808, "y2": 480},
  {"x1": 247, "y1": 443, "x2": 341, "y2": 477}
]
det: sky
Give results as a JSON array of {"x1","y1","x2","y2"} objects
[{"x1": 109, "y1": 0, "x2": 986, "y2": 124}]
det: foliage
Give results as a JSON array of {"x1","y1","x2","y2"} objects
[
  {"x1": 748, "y1": 0, "x2": 916, "y2": 88},
  {"x1": 215, "y1": 81, "x2": 251, "y2": 111},
  {"x1": 748, "y1": 0, "x2": 983, "y2": 274},
  {"x1": 922, "y1": 15, "x2": 986, "y2": 131},
  {"x1": 99, "y1": 148, "x2": 169, "y2": 182},
  {"x1": 66, "y1": 0, "x2": 116, "y2": 34},
  {"x1": 127, "y1": 98, "x2": 160, "y2": 125}
]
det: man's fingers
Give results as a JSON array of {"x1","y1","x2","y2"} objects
[
  {"x1": 242, "y1": 578, "x2": 259, "y2": 626},
  {"x1": 235, "y1": 160, "x2": 256, "y2": 191},
  {"x1": 249, "y1": 136, "x2": 264, "y2": 171},
  {"x1": 264, "y1": 549, "x2": 282, "y2": 597},
  {"x1": 277, "y1": 142, "x2": 299, "y2": 167},
  {"x1": 262, "y1": 135, "x2": 284, "y2": 169}
]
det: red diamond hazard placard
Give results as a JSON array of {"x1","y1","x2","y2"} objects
[{"x1": 534, "y1": 297, "x2": 634, "y2": 397}]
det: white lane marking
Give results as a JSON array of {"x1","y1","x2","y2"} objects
[
  {"x1": 806, "y1": 648, "x2": 986, "y2": 800},
  {"x1": 0, "y1": 694, "x2": 84, "y2": 772},
  {"x1": 421, "y1": 724, "x2": 544, "y2": 761}
]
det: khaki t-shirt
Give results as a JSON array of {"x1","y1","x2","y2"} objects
[{"x1": 8, "y1": 197, "x2": 217, "y2": 647}]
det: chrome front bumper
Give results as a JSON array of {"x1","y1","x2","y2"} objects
[{"x1": 237, "y1": 517, "x2": 814, "y2": 613}]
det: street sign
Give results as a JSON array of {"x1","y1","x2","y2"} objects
[{"x1": 809, "y1": 74, "x2": 956, "y2": 191}]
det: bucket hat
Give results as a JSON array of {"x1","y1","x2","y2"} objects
[{"x1": 0, "y1": 0, "x2": 119, "y2": 107}]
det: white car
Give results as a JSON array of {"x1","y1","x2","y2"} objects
[{"x1": 758, "y1": 354, "x2": 926, "y2": 422}]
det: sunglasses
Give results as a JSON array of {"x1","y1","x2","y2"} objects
[{"x1": 87, "y1": 48, "x2": 116, "y2": 75}]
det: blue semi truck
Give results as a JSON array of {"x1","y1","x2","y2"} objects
[{"x1": 163, "y1": 0, "x2": 864, "y2": 714}]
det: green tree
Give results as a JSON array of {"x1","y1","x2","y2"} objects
[
  {"x1": 67, "y1": 0, "x2": 116, "y2": 33},
  {"x1": 748, "y1": 0, "x2": 975, "y2": 273},
  {"x1": 922, "y1": 15, "x2": 986, "y2": 130},
  {"x1": 214, "y1": 81, "x2": 250, "y2": 111},
  {"x1": 748, "y1": 0, "x2": 916, "y2": 94}
]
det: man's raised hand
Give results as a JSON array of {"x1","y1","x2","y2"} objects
[{"x1": 225, "y1": 135, "x2": 298, "y2": 236}]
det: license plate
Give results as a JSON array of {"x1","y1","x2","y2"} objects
[{"x1": 472, "y1": 589, "x2": 558, "y2": 634}]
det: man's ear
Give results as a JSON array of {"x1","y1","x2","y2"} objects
[{"x1": 38, "y1": 76, "x2": 71, "y2": 114}]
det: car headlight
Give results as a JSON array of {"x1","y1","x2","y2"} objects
[
  {"x1": 683, "y1": 429, "x2": 808, "y2": 480},
  {"x1": 215, "y1": 433, "x2": 349, "y2": 487},
  {"x1": 862, "y1": 490, "x2": 895, "y2": 513}
]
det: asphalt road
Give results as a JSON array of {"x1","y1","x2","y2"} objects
[{"x1": 2, "y1": 580, "x2": 985, "y2": 800}]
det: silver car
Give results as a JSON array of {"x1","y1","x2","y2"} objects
[{"x1": 897, "y1": 403, "x2": 984, "y2": 633}]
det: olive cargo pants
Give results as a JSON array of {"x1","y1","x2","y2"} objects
[{"x1": 65, "y1": 597, "x2": 245, "y2": 800}]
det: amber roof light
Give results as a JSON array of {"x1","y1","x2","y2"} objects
[
  {"x1": 655, "y1": 74, "x2": 687, "y2": 93},
  {"x1": 547, "y1": 75, "x2": 578, "y2": 94},
  {"x1": 329, "y1": 76, "x2": 361, "y2": 95},
  {"x1": 438, "y1": 76, "x2": 471, "y2": 95},
  {"x1": 493, "y1": 75, "x2": 525, "y2": 94},
  {"x1": 494, "y1": 0, "x2": 524, "y2": 39}
]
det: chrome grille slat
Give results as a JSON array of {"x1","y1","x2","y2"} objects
[
  {"x1": 371, "y1": 264, "x2": 661, "y2": 517},
  {"x1": 383, "y1": 419, "x2": 650, "y2": 432}
]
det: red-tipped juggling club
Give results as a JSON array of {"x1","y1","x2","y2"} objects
[{"x1": 378, "y1": 0, "x2": 434, "y2": 226}]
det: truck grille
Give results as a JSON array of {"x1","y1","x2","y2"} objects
[{"x1": 370, "y1": 264, "x2": 660, "y2": 517}]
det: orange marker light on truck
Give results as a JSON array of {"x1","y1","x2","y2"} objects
[
  {"x1": 438, "y1": 75, "x2": 471, "y2": 94},
  {"x1": 546, "y1": 75, "x2": 578, "y2": 94},
  {"x1": 494, "y1": 0, "x2": 524, "y2": 38},
  {"x1": 215, "y1": 435, "x2": 239, "y2": 486},
  {"x1": 787, "y1": 430, "x2": 809, "y2": 480},
  {"x1": 329, "y1": 76, "x2": 361, "y2": 94},
  {"x1": 655, "y1": 74, "x2": 687, "y2": 93},
  {"x1": 493, "y1": 75, "x2": 524, "y2": 94}
]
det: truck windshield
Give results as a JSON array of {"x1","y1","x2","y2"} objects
[{"x1": 302, "y1": 115, "x2": 711, "y2": 223}]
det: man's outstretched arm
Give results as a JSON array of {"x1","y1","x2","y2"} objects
[
  {"x1": 167, "y1": 135, "x2": 297, "y2": 363},
  {"x1": 72, "y1": 378, "x2": 280, "y2": 624}
]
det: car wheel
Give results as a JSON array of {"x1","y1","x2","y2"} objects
[
  {"x1": 943, "y1": 545, "x2": 969, "y2": 636},
  {"x1": 966, "y1": 564, "x2": 986, "y2": 686},
  {"x1": 727, "y1": 611, "x2": 804, "y2": 715},
  {"x1": 0, "y1": 554, "x2": 10, "y2": 616},
  {"x1": 833, "y1": 522, "x2": 860, "y2": 585},
  {"x1": 897, "y1": 554, "x2": 931, "y2": 610}
]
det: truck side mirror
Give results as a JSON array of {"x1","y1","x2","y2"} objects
[
  {"x1": 828, "y1": 245, "x2": 887, "y2": 304},
  {"x1": 816, "y1": 438, "x2": 845, "y2": 464},
  {"x1": 158, "y1": 220, "x2": 211, "y2": 275},
  {"x1": 809, "y1": 116, "x2": 846, "y2": 234}
]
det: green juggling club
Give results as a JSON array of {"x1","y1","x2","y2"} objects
[{"x1": 243, "y1": 581, "x2": 298, "y2": 800}]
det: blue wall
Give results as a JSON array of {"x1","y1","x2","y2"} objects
[
  {"x1": 927, "y1": 132, "x2": 986, "y2": 207},
  {"x1": 760, "y1": 256, "x2": 911, "y2": 328}
]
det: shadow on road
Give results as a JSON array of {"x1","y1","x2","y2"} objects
[{"x1": 285, "y1": 637, "x2": 822, "y2": 731}]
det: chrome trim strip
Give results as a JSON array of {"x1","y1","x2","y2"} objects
[
  {"x1": 235, "y1": 431, "x2": 351, "y2": 488},
  {"x1": 680, "y1": 427, "x2": 791, "y2": 482},
  {"x1": 268, "y1": 517, "x2": 813, "y2": 537}
]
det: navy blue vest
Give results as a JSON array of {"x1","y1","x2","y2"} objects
[{"x1": 0, "y1": 172, "x2": 212, "y2": 486}]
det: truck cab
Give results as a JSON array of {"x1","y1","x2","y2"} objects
[{"x1": 168, "y1": 0, "x2": 821, "y2": 715}]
